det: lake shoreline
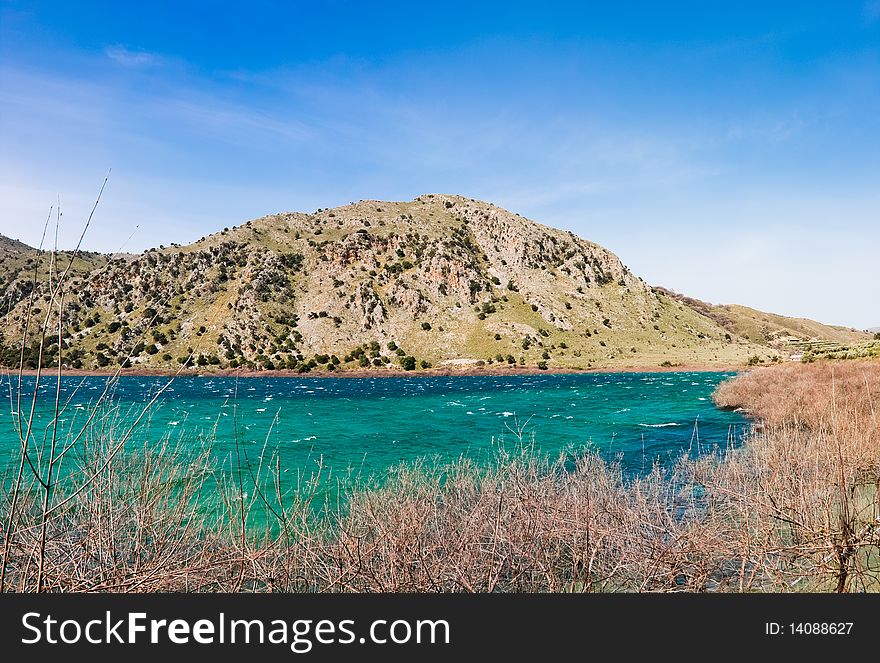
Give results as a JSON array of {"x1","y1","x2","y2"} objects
[{"x1": 5, "y1": 362, "x2": 748, "y2": 379}]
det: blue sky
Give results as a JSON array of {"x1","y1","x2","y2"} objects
[{"x1": 1, "y1": 1, "x2": 878, "y2": 328}]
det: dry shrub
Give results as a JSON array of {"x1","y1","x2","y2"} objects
[
  {"x1": 1, "y1": 426, "x2": 234, "y2": 592},
  {"x1": 302, "y1": 452, "x2": 743, "y2": 593},
  {"x1": 714, "y1": 360, "x2": 880, "y2": 430},
  {"x1": 707, "y1": 360, "x2": 880, "y2": 591},
  {"x1": 0, "y1": 397, "x2": 324, "y2": 593}
]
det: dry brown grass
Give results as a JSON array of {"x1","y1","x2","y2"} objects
[
  {"x1": 707, "y1": 360, "x2": 880, "y2": 591},
  {"x1": 714, "y1": 359, "x2": 880, "y2": 430}
]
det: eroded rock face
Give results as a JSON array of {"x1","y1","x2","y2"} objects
[
  {"x1": 0, "y1": 194, "x2": 752, "y2": 372},
  {"x1": 350, "y1": 282, "x2": 387, "y2": 331}
]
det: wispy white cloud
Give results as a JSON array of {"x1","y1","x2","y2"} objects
[
  {"x1": 105, "y1": 44, "x2": 161, "y2": 67},
  {"x1": 724, "y1": 113, "x2": 809, "y2": 144},
  {"x1": 157, "y1": 96, "x2": 315, "y2": 144}
]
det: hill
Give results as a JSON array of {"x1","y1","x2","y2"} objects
[
  {"x1": 653, "y1": 288, "x2": 871, "y2": 347},
  {"x1": 0, "y1": 195, "x2": 791, "y2": 372},
  {"x1": 0, "y1": 233, "x2": 108, "y2": 319}
]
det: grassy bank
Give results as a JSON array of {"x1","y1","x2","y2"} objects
[{"x1": 2, "y1": 357, "x2": 878, "y2": 592}]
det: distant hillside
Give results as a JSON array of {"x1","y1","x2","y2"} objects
[
  {"x1": 654, "y1": 288, "x2": 871, "y2": 347},
  {"x1": 0, "y1": 234, "x2": 108, "y2": 318},
  {"x1": 1, "y1": 195, "x2": 780, "y2": 372},
  {"x1": 0, "y1": 234, "x2": 36, "y2": 254}
]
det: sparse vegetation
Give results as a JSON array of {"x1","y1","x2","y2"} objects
[{"x1": 0, "y1": 197, "x2": 809, "y2": 373}]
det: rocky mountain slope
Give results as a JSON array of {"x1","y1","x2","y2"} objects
[
  {"x1": 1, "y1": 233, "x2": 107, "y2": 325},
  {"x1": 0, "y1": 194, "x2": 799, "y2": 372}
]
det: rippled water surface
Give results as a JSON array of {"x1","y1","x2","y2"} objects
[{"x1": 0, "y1": 372, "x2": 747, "y2": 486}]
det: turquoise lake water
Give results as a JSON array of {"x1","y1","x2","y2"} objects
[{"x1": 0, "y1": 372, "x2": 747, "y2": 491}]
